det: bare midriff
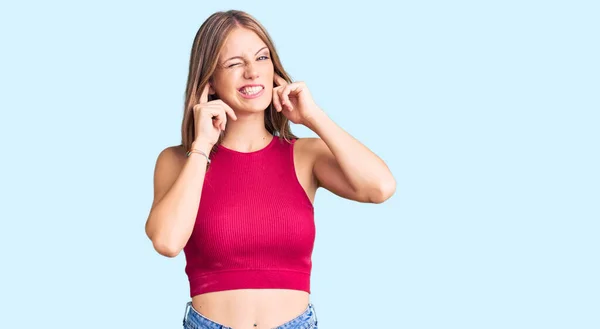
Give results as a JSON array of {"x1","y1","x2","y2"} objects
[{"x1": 191, "y1": 289, "x2": 310, "y2": 329}]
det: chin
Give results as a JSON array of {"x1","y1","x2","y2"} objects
[
  {"x1": 235, "y1": 93, "x2": 272, "y2": 113},
  {"x1": 238, "y1": 102, "x2": 271, "y2": 114}
]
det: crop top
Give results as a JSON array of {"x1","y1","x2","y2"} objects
[{"x1": 182, "y1": 135, "x2": 315, "y2": 297}]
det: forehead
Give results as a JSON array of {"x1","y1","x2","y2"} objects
[{"x1": 219, "y1": 27, "x2": 267, "y2": 58}]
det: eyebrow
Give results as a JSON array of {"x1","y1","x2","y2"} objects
[{"x1": 223, "y1": 46, "x2": 269, "y2": 62}]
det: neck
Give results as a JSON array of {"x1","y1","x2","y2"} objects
[{"x1": 221, "y1": 111, "x2": 273, "y2": 152}]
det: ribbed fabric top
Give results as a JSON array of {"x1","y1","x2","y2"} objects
[{"x1": 183, "y1": 135, "x2": 315, "y2": 297}]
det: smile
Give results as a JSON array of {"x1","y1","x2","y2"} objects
[{"x1": 238, "y1": 85, "x2": 265, "y2": 99}]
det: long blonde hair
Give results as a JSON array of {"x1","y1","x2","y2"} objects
[{"x1": 180, "y1": 10, "x2": 297, "y2": 153}]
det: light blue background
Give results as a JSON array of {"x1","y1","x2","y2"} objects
[{"x1": 1, "y1": 1, "x2": 598, "y2": 328}]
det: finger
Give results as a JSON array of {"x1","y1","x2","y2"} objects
[
  {"x1": 214, "y1": 100, "x2": 237, "y2": 121},
  {"x1": 276, "y1": 87, "x2": 287, "y2": 111},
  {"x1": 210, "y1": 114, "x2": 220, "y2": 131},
  {"x1": 273, "y1": 73, "x2": 287, "y2": 87},
  {"x1": 280, "y1": 84, "x2": 298, "y2": 111},
  {"x1": 209, "y1": 107, "x2": 227, "y2": 131},
  {"x1": 216, "y1": 116, "x2": 226, "y2": 132},
  {"x1": 222, "y1": 103, "x2": 238, "y2": 121},
  {"x1": 200, "y1": 83, "x2": 210, "y2": 104},
  {"x1": 272, "y1": 86, "x2": 283, "y2": 112},
  {"x1": 218, "y1": 107, "x2": 228, "y2": 131}
]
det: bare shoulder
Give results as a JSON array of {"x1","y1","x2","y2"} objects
[
  {"x1": 157, "y1": 144, "x2": 188, "y2": 163},
  {"x1": 155, "y1": 144, "x2": 188, "y2": 174},
  {"x1": 150, "y1": 144, "x2": 188, "y2": 207},
  {"x1": 293, "y1": 137, "x2": 327, "y2": 162}
]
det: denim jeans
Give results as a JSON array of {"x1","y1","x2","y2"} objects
[{"x1": 182, "y1": 301, "x2": 318, "y2": 329}]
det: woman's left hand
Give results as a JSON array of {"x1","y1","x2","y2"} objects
[{"x1": 273, "y1": 74, "x2": 322, "y2": 126}]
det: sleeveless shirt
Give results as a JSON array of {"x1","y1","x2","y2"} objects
[{"x1": 183, "y1": 135, "x2": 315, "y2": 297}]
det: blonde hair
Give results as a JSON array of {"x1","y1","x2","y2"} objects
[{"x1": 180, "y1": 10, "x2": 297, "y2": 153}]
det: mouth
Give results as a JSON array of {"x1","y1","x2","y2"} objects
[{"x1": 238, "y1": 84, "x2": 265, "y2": 99}]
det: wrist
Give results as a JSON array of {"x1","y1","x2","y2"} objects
[
  {"x1": 191, "y1": 138, "x2": 213, "y2": 154},
  {"x1": 304, "y1": 108, "x2": 327, "y2": 131}
]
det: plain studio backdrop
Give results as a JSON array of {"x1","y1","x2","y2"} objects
[{"x1": 0, "y1": 1, "x2": 598, "y2": 328}]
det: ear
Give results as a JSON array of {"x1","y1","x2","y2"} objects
[{"x1": 208, "y1": 83, "x2": 216, "y2": 95}]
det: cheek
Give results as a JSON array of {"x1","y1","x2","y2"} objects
[
  {"x1": 213, "y1": 75, "x2": 238, "y2": 96},
  {"x1": 263, "y1": 71, "x2": 274, "y2": 96}
]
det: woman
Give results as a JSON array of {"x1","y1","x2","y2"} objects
[{"x1": 145, "y1": 10, "x2": 396, "y2": 329}]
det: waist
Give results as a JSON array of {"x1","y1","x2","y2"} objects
[
  {"x1": 188, "y1": 268, "x2": 311, "y2": 296},
  {"x1": 190, "y1": 289, "x2": 311, "y2": 328}
]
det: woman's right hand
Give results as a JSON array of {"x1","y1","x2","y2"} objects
[{"x1": 192, "y1": 84, "x2": 238, "y2": 148}]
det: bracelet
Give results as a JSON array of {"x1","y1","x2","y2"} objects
[{"x1": 186, "y1": 149, "x2": 211, "y2": 164}]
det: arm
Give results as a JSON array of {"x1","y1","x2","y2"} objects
[
  {"x1": 144, "y1": 140, "x2": 211, "y2": 257},
  {"x1": 305, "y1": 111, "x2": 396, "y2": 204}
]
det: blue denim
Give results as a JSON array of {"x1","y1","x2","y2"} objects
[{"x1": 182, "y1": 301, "x2": 318, "y2": 329}]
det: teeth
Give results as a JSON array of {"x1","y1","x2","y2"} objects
[{"x1": 240, "y1": 86, "x2": 263, "y2": 95}]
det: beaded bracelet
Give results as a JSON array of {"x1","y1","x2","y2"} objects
[{"x1": 186, "y1": 149, "x2": 211, "y2": 164}]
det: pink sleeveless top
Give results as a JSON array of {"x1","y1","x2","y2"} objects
[{"x1": 183, "y1": 136, "x2": 315, "y2": 297}]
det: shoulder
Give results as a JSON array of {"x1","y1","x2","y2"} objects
[
  {"x1": 293, "y1": 137, "x2": 328, "y2": 157},
  {"x1": 154, "y1": 144, "x2": 188, "y2": 175},
  {"x1": 292, "y1": 137, "x2": 330, "y2": 168},
  {"x1": 157, "y1": 144, "x2": 187, "y2": 163},
  {"x1": 148, "y1": 145, "x2": 188, "y2": 208}
]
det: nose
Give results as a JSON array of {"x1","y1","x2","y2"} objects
[{"x1": 243, "y1": 62, "x2": 259, "y2": 80}]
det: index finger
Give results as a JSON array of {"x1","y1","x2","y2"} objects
[
  {"x1": 199, "y1": 83, "x2": 209, "y2": 104},
  {"x1": 273, "y1": 73, "x2": 287, "y2": 87}
]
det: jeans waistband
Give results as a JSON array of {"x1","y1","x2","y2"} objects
[{"x1": 183, "y1": 301, "x2": 318, "y2": 329}]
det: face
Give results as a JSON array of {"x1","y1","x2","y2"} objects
[{"x1": 209, "y1": 27, "x2": 274, "y2": 114}]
